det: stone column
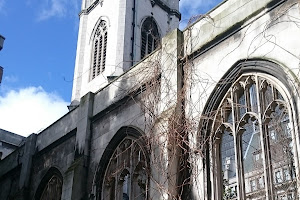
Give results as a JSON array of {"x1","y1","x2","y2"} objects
[
  {"x1": 19, "y1": 133, "x2": 37, "y2": 199},
  {"x1": 71, "y1": 92, "x2": 94, "y2": 200}
]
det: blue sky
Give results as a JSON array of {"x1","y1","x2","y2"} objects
[{"x1": 0, "y1": 0, "x2": 222, "y2": 136}]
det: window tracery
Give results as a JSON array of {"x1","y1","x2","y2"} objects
[
  {"x1": 140, "y1": 17, "x2": 160, "y2": 59},
  {"x1": 91, "y1": 20, "x2": 108, "y2": 80},
  {"x1": 39, "y1": 174, "x2": 63, "y2": 200},
  {"x1": 102, "y1": 137, "x2": 148, "y2": 200},
  {"x1": 212, "y1": 74, "x2": 298, "y2": 199}
]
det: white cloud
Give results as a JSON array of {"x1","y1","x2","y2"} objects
[
  {"x1": 3, "y1": 75, "x2": 18, "y2": 83},
  {"x1": 38, "y1": 0, "x2": 66, "y2": 21},
  {"x1": 0, "y1": 0, "x2": 6, "y2": 15},
  {"x1": 37, "y1": 0, "x2": 81, "y2": 21},
  {"x1": 0, "y1": 86, "x2": 68, "y2": 137}
]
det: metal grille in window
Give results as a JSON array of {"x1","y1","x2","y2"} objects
[
  {"x1": 140, "y1": 17, "x2": 160, "y2": 59},
  {"x1": 91, "y1": 20, "x2": 108, "y2": 80}
]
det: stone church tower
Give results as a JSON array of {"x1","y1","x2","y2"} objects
[
  {"x1": 71, "y1": 0, "x2": 180, "y2": 102},
  {"x1": 2, "y1": 1, "x2": 300, "y2": 200}
]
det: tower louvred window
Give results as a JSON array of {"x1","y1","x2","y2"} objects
[
  {"x1": 91, "y1": 20, "x2": 108, "y2": 80},
  {"x1": 141, "y1": 17, "x2": 160, "y2": 59}
]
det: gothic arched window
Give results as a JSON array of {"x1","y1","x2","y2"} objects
[
  {"x1": 35, "y1": 168, "x2": 63, "y2": 200},
  {"x1": 101, "y1": 137, "x2": 148, "y2": 200},
  {"x1": 212, "y1": 74, "x2": 298, "y2": 199},
  {"x1": 140, "y1": 17, "x2": 160, "y2": 59},
  {"x1": 40, "y1": 175, "x2": 63, "y2": 200},
  {"x1": 91, "y1": 20, "x2": 108, "y2": 80}
]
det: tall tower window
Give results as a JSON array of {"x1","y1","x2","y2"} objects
[
  {"x1": 91, "y1": 20, "x2": 108, "y2": 80},
  {"x1": 140, "y1": 17, "x2": 160, "y2": 59}
]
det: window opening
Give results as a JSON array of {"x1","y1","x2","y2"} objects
[
  {"x1": 102, "y1": 138, "x2": 148, "y2": 200},
  {"x1": 91, "y1": 20, "x2": 108, "y2": 80},
  {"x1": 39, "y1": 174, "x2": 63, "y2": 200},
  {"x1": 140, "y1": 17, "x2": 160, "y2": 59},
  {"x1": 213, "y1": 74, "x2": 298, "y2": 199}
]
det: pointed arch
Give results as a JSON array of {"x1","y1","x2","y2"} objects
[
  {"x1": 140, "y1": 16, "x2": 160, "y2": 59},
  {"x1": 90, "y1": 17, "x2": 109, "y2": 80},
  {"x1": 200, "y1": 59, "x2": 300, "y2": 199},
  {"x1": 89, "y1": 16, "x2": 110, "y2": 43},
  {"x1": 94, "y1": 126, "x2": 149, "y2": 200},
  {"x1": 200, "y1": 59, "x2": 299, "y2": 139},
  {"x1": 34, "y1": 167, "x2": 63, "y2": 200}
]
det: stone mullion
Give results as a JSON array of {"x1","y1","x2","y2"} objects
[
  {"x1": 236, "y1": 132, "x2": 246, "y2": 199},
  {"x1": 212, "y1": 133, "x2": 222, "y2": 200},
  {"x1": 245, "y1": 87, "x2": 251, "y2": 113},
  {"x1": 244, "y1": 78, "x2": 251, "y2": 113},
  {"x1": 115, "y1": 147, "x2": 120, "y2": 200},
  {"x1": 258, "y1": 76, "x2": 274, "y2": 200},
  {"x1": 129, "y1": 141, "x2": 133, "y2": 200},
  {"x1": 231, "y1": 87, "x2": 245, "y2": 199}
]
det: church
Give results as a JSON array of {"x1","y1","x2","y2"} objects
[{"x1": 1, "y1": 0, "x2": 300, "y2": 199}]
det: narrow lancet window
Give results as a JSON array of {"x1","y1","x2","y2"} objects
[
  {"x1": 140, "y1": 17, "x2": 160, "y2": 59},
  {"x1": 91, "y1": 20, "x2": 108, "y2": 80}
]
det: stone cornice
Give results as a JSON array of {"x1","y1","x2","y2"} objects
[
  {"x1": 150, "y1": 0, "x2": 181, "y2": 20},
  {"x1": 79, "y1": 0, "x2": 103, "y2": 17},
  {"x1": 79, "y1": 0, "x2": 181, "y2": 19}
]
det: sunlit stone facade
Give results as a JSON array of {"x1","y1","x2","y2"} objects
[{"x1": 1, "y1": 0, "x2": 300, "y2": 200}]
